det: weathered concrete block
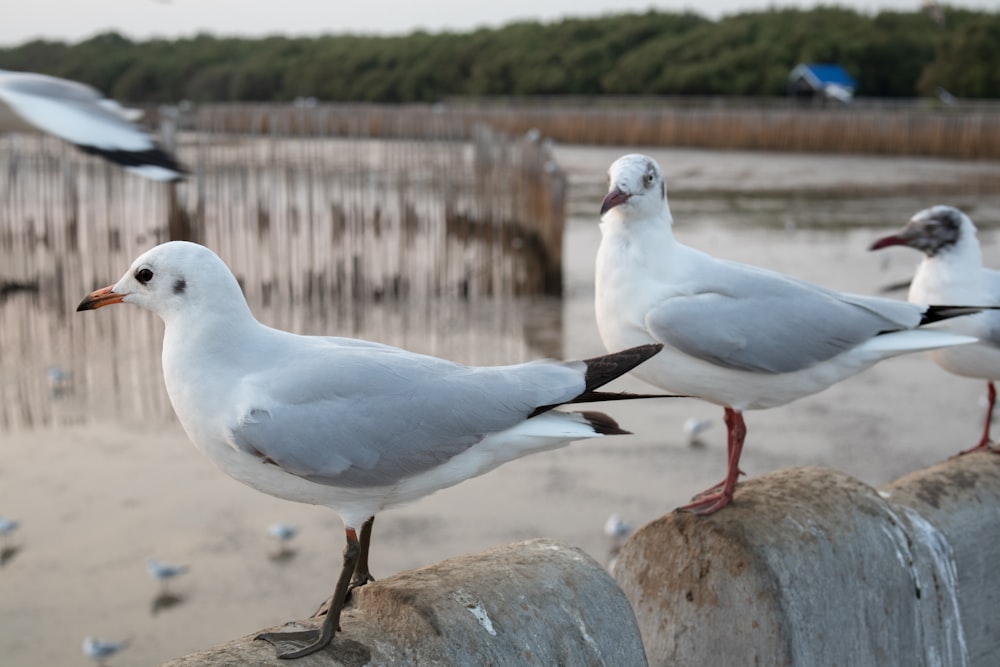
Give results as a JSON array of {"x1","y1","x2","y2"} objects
[
  {"x1": 615, "y1": 454, "x2": 1000, "y2": 667},
  {"x1": 884, "y1": 451, "x2": 1000, "y2": 667},
  {"x1": 162, "y1": 537, "x2": 647, "y2": 666}
]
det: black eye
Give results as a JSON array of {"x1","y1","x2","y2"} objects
[
  {"x1": 135, "y1": 268, "x2": 153, "y2": 284},
  {"x1": 645, "y1": 172, "x2": 655, "y2": 184}
]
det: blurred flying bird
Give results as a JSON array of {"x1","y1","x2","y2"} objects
[{"x1": 0, "y1": 69, "x2": 186, "y2": 181}]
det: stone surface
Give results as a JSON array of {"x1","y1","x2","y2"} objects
[
  {"x1": 614, "y1": 457, "x2": 1000, "y2": 667},
  {"x1": 162, "y1": 537, "x2": 647, "y2": 667}
]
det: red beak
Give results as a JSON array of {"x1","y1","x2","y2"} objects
[
  {"x1": 868, "y1": 234, "x2": 909, "y2": 251},
  {"x1": 600, "y1": 187, "x2": 631, "y2": 216},
  {"x1": 77, "y1": 285, "x2": 125, "y2": 311}
]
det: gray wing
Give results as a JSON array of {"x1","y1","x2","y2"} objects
[
  {"x1": 645, "y1": 260, "x2": 925, "y2": 374},
  {"x1": 0, "y1": 71, "x2": 153, "y2": 149},
  {"x1": 0, "y1": 72, "x2": 104, "y2": 104},
  {"x1": 229, "y1": 343, "x2": 585, "y2": 488},
  {"x1": 975, "y1": 269, "x2": 1000, "y2": 348}
]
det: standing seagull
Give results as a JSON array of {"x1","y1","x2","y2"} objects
[
  {"x1": 147, "y1": 558, "x2": 189, "y2": 592},
  {"x1": 870, "y1": 205, "x2": 1000, "y2": 453},
  {"x1": 77, "y1": 240, "x2": 664, "y2": 659},
  {"x1": 595, "y1": 154, "x2": 981, "y2": 515},
  {"x1": 82, "y1": 636, "x2": 129, "y2": 665},
  {"x1": 0, "y1": 69, "x2": 186, "y2": 181}
]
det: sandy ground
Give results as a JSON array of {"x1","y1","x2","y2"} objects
[{"x1": 2, "y1": 145, "x2": 1000, "y2": 666}]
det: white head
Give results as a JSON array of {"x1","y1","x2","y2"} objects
[
  {"x1": 600, "y1": 154, "x2": 671, "y2": 226},
  {"x1": 869, "y1": 205, "x2": 979, "y2": 259},
  {"x1": 76, "y1": 241, "x2": 250, "y2": 324}
]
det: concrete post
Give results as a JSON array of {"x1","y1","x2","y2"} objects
[
  {"x1": 162, "y1": 538, "x2": 648, "y2": 666},
  {"x1": 614, "y1": 452, "x2": 1000, "y2": 666}
]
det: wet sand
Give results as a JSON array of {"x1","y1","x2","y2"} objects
[{"x1": 3, "y1": 145, "x2": 1000, "y2": 666}]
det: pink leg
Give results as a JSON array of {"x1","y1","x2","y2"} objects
[
  {"x1": 678, "y1": 408, "x2": 746, "y2": 515},
  {"x1": 958, "y1": 381, "x2": 998, "y2": 455}
]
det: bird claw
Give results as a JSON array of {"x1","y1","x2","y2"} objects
[
  {"x1": 952, "y1": 441, "x2": 1000, "y2": 458},
  {"x1": 347, "y1": 573, "x2": 376, "y2": 598},
  {"x1": 255, "y1": 624, "x2": 334, "y2": 659},
  {"x1": 688, "y1": 469, "x2": 745, "y2": 501},
  {"x1": 677, "y1": 490, "x2": 734, "y2": 515}
]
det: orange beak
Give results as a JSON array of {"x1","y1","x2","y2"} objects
[{"x1": 77, "y1": 285, "x2": 125, "y2": 311}]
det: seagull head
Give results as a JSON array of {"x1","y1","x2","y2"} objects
[
  {"x1": 77, "y1": 241, "x2": 248, "y2": 323},
  {"x1": 600, "y1": 154, "x2": 669, "y2": 223},
  {"x1": 869, "y1": 205, "x2": 977, "y2": 258}
]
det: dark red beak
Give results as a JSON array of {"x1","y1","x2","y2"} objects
[
  {"x1": 600, "y1": 187, "x2": 631, "y2": 216},
  {"x1": 868, "y1": 234, "x2": 909, "y2": 251}
]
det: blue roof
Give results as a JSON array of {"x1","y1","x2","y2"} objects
[{"x1": 792, "y1": 63, "x2": 857, "y2": 90}]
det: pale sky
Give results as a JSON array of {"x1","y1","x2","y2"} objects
[{"x1": 1, "y1": 0, "x2": 995, "y2": 46}]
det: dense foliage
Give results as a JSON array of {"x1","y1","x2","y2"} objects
[{"x1": 1, "y1": 7, "x2": 997, "y2": 102}]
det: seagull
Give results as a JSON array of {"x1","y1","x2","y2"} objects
[
  {"x1": 870, "y1": 205, "x2": 1000, "y2": 454},
  {"x1": 82, "y1": 636, "x2": 129, "y2": 665},
  {"x1": 682, "y1": 416, "x2": 712, "y2": 447},
  {"x1": 0, "y1": 517, "x2": 21, "y2": 566},
  {"x1": 595, "y1": 153, "x2": 982, "y2": 515},
  {"x1": 269, "y1": 522, "x2": 299, "y2": 543},
  {"x1": 602, "y1": 513, "x2": 633, "y2": 573},
  {"x1": 0, "y1": 69, "x2": 186, "y2": 181},
  {"x1": 0, "y1": 516, "x2": 18, "y2": 538},
  {"x1": 147, "y1": 558, "x2": 189, "y2": 590},
  {"x1": 77, "y1": 240, "x2": 665, "y2": 659},
  {"x1": 603, "y1": 513, "x2": 633, "y2": 543},
  {"x1": 268, "y1": 522, "x2": 300, "y2": 562}
]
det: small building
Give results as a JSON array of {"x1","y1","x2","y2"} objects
[{"x1": 788, "y1": 63, "x2": 857, "y2": 104}]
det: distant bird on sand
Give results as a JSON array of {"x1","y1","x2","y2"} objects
[
  {"x1": 82, "y1": 636, "x2": 129, "y2": 665},
  {"x1": 268, "y1": 522, "x2": 298, "y2": 543},
  {"x1": 0, "y1": 69, "x2": 186, "y2": 181},
  {"x1": 871, "y1": 205, "x2": 1000, "y2": 454},
  {"x1": 268, "y1": 522, "x2": 300, "y2": 562},
  {"x1": 603, "y1": 513, "x2": 633, "y2": 543},
  {"x1": 682, "y1": 417, "x2": 712, "y2": 447},
  {"x1": 603, "y1": 513, "x2": 634, "y2": 573},
  {"x1": 0, "y1": 516, "x2": 18, "y2": 539},
  {"x1": 0, "y1": 517, "x2": 21, "y2": 566},
  {"x1": 77, "y1": 240, "x2": 667, "y2": 659},
  {"x1": 147, "y1": 558, "x2": 189, "y2": 591},
  {"x1": 595, "y1": 153, "x2": 983, "y2": 515}
]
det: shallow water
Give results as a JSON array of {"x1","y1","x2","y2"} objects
[{"x1": 2, "y1": 143, "x2": 999, "y2": 666}]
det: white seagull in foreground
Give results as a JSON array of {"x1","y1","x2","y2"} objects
[
  {"x1": 870, "y1": 205, "x2": 1000, "y2": 454},
  {"x1": 0, "y1": 69, "x2": 186, "y2": 181},
  {"x1": 82, "y1": 636, "x2": 129, "y2": 665},
  {"x1": 595, "y1": 154, "x2": 982, "y2": 515},
  {"x1": 77, "y1": 240, "x2": 665, "y2": 659}
]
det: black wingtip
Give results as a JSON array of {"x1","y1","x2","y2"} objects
[
  {"x1": 77, "y1": 143, "x2": 188, "y2": 181},
  {"x1": 581, "y1": 343, "x2": 663, "y2": 393},
  {"x1": 527, "y1": 344, "x2": 666, "y2": 419},
  {"x1": 577, "y1": 410, "x2": 631, "y2": 436},
  {"x1": 920, "y1": 305, "x2": 989, "y2": 326}
]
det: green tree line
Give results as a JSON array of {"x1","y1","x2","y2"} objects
[{"x1": 1, "y1": 7, "x2": 997, "y2": 103}]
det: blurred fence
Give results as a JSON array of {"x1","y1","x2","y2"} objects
[
  {"x1": 446, "y1": 99, "x2": 1000, "y2": 158},
  {"x1": 173, "y1": 98, "x2": 1000, "y2": 159}
]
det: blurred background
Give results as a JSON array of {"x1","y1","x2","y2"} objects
[{"x1": 1, "y1": 2, "x2": 999, "y2": 665}]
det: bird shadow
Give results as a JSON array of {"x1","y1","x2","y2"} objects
[
  {"x1": 150, "y1": 591, "x2": 187, "y2": 616},
  {"x1": 268, "y1": 547, "x2": 299, "y2": 564},
  {"x1": 0, "y1": 545, "x2": 21, "y2": 567}
]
